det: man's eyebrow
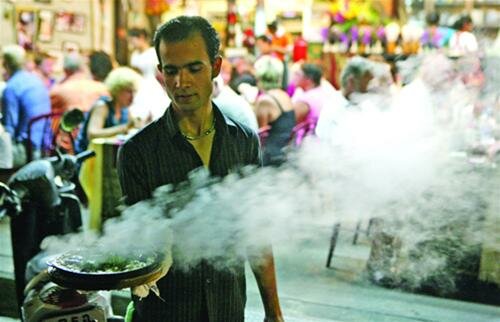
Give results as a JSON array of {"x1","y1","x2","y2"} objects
[{"x1": 162, "y1": 61, "x2": 204, "y2": 69}]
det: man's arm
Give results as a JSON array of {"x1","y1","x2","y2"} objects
[
  {"x1": 293, "y1": 101, "x2": 310, "y2": 124},
  {"x1": 2, "y1": 87, "x2": 20, "y2": 137},
  {"x1": 248, "y1": 246, "x2": 284, "y2": 322},
  {"x1": 117, "y1": 141, "x2": 151, "y2": 205}
]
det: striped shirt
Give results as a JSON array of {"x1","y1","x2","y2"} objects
[{"x1": 117, "y1": 103, "x2": 261, "y2": 322}]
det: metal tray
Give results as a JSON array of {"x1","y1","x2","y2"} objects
[{"x1": 47, "y1": 252, "x2": 165, "y2": 290}]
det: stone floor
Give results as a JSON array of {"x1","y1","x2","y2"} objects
[{"x1": 1, "y1": 217, "x2": 499, "y2": 322}]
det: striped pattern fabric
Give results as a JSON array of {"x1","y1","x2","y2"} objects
[{"x1": 117, "y1": 103, "x2": 261, "y2": 322}]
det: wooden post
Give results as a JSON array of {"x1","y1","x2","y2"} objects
[
  {"x1": 465, "y1": 0, "x2": 474, "y2": 13},
  {"x1": 424, "y1": 0, "x2": 435, "y2": 14}
]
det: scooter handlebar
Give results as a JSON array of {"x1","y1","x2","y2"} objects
[{"x1": 76, "y1": 150, "x2": 96, "y2": 163}]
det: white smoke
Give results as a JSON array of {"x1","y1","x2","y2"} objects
[{"x1": 42, "y1": 52, "x2": 499, "y2": 296}]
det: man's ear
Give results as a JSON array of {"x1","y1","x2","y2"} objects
[
  {"x1": 211, "y1": 56, "x2": 222, "y2": 79},
  {"x1": 157, "y1": 63, "x2": 162, "y2": 73}
]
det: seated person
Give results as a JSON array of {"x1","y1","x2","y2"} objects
[
  {"x1": 254, "y1": 55, "x2": 296, "y2": 166},
  {"x1": 449, "y1": 14, "x2": 478, "y2": 56},
  {"x1": 50, "y1": 52, "x2": 109, "y2": 114},
  {"x1": 291, "y1": 63, "x2": 337, "y2": 126},
  {"x1": 315, "y1": 56, "x2": 374, "y2": 141},
  {"x1": 75, "y1": 67, "x2": 143, "y2": 153},
  {"x1": 1, "y1": 45, "x2": 51, "y2": 165}
]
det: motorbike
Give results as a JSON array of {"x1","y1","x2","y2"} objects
[{"x1": 0, "y1": 109, "x2": 124, "y2": 322}]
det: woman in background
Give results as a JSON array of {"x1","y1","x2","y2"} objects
[
  {"x1": 254, "y1": 55, "x2": 296, "y2": 166},
  {"x1": 75, "y1": 67, "x2": 143, "y2": 153}
]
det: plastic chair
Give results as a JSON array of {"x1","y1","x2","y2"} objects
[
  {"x1": 26, "y1": 112, "x2": 63, "y2": 162},
  {"x1": 258, "y1": 125, "x2": 271, "y2": 147},
  {"x1": 289, "y1": 119, "x2": 317, "y2": 147},
  {"x1": 326, "y1": 218, "x2": 375, "y2": 268}
]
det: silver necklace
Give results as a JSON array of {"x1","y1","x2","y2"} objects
[{"x1": 180, "y1": 119, "x2": 216, "y2": 141}]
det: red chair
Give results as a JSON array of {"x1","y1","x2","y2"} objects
[
  {"x1": 289, "y1": 119, "x2": 317, "y2": 147},
  {"x1": 26, "y1": 112, "x2": 63, "y2": 162},
  {"x1": 258, "y1": 125, "x2": 271, "y2": 147}
]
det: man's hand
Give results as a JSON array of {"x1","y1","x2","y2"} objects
[{"x1": 132, "y1": 255, "x2": 171, "y2": 298}]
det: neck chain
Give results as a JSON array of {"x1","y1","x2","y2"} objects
[{"x1": 180, "y1": 118, "x2": 216, "y2": 141}]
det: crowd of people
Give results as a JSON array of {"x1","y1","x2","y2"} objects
[
  {"x1": 1, "y1": 10, "x2": 499, "y2": 322},
  {"x1": 1, "y1": 13, "x2": 497, "y2": 170}
]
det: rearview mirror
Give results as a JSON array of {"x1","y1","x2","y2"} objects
[{"x1": 60, "y1": 108, "x2": 84, "y2": 132}]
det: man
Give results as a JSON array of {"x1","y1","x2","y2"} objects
[
  {"x1": 449, "y1": 14, "x2": 478, "y2": 56},
  {"x1": 127, "y1": 27, "x2": 169, "y2": 121},
  {"x1": 128, "y1": 27, "x2": 158, "y2": 79},
  {"x1": 315, "y1": 56, "x2": 374, "y2": 140},
  {"x1": 1, "y1": 44, "x2": 50, "y2": 166},
  {"x1": 58, "y1": 52, "x2": 87, "y2": 84},
  {"x1": 266, "y1": 21, "x2": 290, "y2": 89},
  {"x1": 255, "y1": 34, "x2": 274, "y2": 57},
  {"x1": 50, "y1": 52, "x2": 109, "y2": 114},
  {"x1": 89, "y1": 50, "x2": 114, "y2": 82},
  {"x1": 117, "y1": 16, "x2": 284, "y2": 322},
  {"x1": 265, "y1": 21, "x2": 289, "y2": 63},
  {"x1": 291, "y1": 63, "x2": 339, "y2": 124}
]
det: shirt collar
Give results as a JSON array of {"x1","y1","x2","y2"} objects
[{"x1": 161, "y1": 101, "x2": 238, "y2": 140}]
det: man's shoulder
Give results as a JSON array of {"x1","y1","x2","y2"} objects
[
  {"x1": 11, "y1": 70, "x2": 38, "y2": 82},
  {"x1": 121, "y1": 118, "x2": 163, "y2": 153},
  {"x1": 225, "y1": 114, "x2": 258, "y2": 141},
  {"x1": 7, "y1": 71, "x2": 48, "y2": 100}
]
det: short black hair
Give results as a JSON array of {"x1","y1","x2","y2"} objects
[
  {"x1": 128, "y1": 27, "x2": 149, "y2": 39},
  {"x1": 301, "y1": 63, "x2": 323, "y2": 86},
  {"x1": 153, "y1": 15, "x2": 220, "y2": 66},
  {"x1": 426, "y1": 12, "x2": 440, "y2": 26},
  {"x1": 453, "y1": 14, "x2": 473, "y2": 30},
  {"x1": 267, "y1": 20, "x2": 278, "y2": 33},
  {"x1": 89, "y1": 50, "x2": 113, "y2": 82},
  {"x1": 256, "y1": 35, "x2": 272, "y2": 44}
]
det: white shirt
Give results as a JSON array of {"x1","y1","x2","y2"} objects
[
  {"x1": 449, "y1": 31, "x2": 478, "y2": 55},
  {"x1": 129, "y1": 46, "x2": 170, "y2": 122},
  {"x1": 315, "y1": 92, "x2": 349, "y2": 140},
  {"x1": 129, "y1": 77, "x2": 169, "y2": 121},
  {"x1": 130, "y1": 47, "x2": 158, "y2": 79},
  {"x1": 213, "y1": 83, "x2": 258, "y2": 132}
]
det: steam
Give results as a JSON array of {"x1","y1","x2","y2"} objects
[{"x1": 43, "y1": 52, "x2": 499, "y2": 296}]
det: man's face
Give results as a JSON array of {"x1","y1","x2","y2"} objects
[
  {"x1": 116, "y1": 87, "x2": 135, "y2": 108},
  {"x1": 256, "y1": 39, "x2": 272, "y2": 55},
  {"x1": 291, "y1": 69, "x2": 306, "y2": 89},
  {"x1": 158, "y1": 33, "x2": 221, "y2": 114},
  {"x1": 129, "y1": 36, "x2": 144, "y2": 50}
]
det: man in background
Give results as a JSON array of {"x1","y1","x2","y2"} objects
[
  {"x1": 291, "y1": 63, "x2": 339, "y2": 124},
  {"x1": 50, "y1": 52, "x2": 109, "y2": 114},
  {"x1": 1, "y1": 44, "x2": 50, "y2": 166},
  {"x1": 128, "y1": 27, "x2": 169, "y2": 121},
  {"x1": 315, "y1": 56, "x2": 374, "y2": 140}
]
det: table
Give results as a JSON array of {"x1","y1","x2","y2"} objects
[{"x1": 79, "y1": 137, "x2": 124, "y2": 231}]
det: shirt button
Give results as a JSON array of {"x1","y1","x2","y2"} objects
[{"x1": 206, "y1": 278, "x2": 211, "y2": 284}]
